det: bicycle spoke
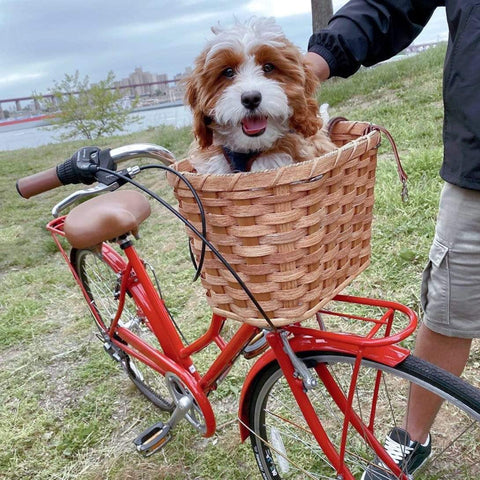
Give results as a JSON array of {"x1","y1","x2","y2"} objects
[
  {"x1": 72, "y1": 247, "x2": 173, "y2": 411},
  {"x1": 248, "y1": 353, "x2": 480, "y2": 479}
]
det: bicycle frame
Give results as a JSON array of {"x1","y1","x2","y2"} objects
[
  {"x1": 48, "y1": 215, "x2": 259, "y2": 437},
  {"x1": 47, "y1": 214, "x2": 417, "y2": 479}
]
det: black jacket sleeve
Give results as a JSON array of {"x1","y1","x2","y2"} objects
[{"x1": 308, "y1": 0, "x2": 444, "y2": 78}]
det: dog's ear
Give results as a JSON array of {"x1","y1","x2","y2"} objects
[
  {"x1": 289, "y1": 62, "x2": 323, "y2": 138},
  {"x1": 195, "y1": 113, "x2": 213, "y2": 149},
  {"x1": 303, "y1": 59, "x2": 320, "y2": 98},
  {"x1": 184, "y1": 75, "x2": 213, "y2": 149}
]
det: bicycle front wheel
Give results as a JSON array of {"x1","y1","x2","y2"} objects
[
  {"x1": 248, "y1": 352, "x2": 480, "y2": 480},
  {"x1": 71, "y1": 246, "x2": 173, "y2": 412}
]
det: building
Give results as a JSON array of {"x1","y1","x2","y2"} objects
[
  {"x1": 114, "y1": 67, "x2": 169, "y2": 97},
  {"x1": 113, "y1": 66, "x2": 194, "y2": 104}
]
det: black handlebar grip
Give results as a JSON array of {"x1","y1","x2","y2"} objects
[
  {"x1": 16, "y1": 146, "x2": 101, "y2": 199},
  {"x1": 16, "y1": 167, "x2": 63, "y2": 199}
]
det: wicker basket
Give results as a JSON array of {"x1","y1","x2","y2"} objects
[{"x1": 167, "y1": 120, "x2": 381, "y2": 327}]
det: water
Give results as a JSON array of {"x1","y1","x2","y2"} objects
[{"x1": 0, "y1": 105, "x2": 193, "y2": 151}]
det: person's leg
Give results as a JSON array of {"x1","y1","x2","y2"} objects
[
  {"x1": 363, "y1": 183, "x2": 479, "y2": 479},
  {"x1": 406, "y1": 183, "x2": 480, "y2": 443},
  {"x1": 404, "y1": 323, "x2": 472, "y2": 444}
]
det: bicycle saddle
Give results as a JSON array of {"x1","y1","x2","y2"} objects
[{"x1": 64, "y1": 190, "x2": 151, "y2": 249}]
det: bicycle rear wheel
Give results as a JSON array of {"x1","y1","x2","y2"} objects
[
  {"x1": 71, "y1": 246, "x2": 174, "y2": 412},
  {"x1": 248, "y1": 352, "x2": 480, "y2": 479}
]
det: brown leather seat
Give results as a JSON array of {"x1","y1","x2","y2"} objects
[{"x1": 64, "y1": 190, "x2": 151, "y2": 249}]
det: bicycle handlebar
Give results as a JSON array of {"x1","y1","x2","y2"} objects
[
  {"x1": 16, "y1": 167, "x2": 64, "y2": 199},
  {"x1": 16, "y1": 143, "x2": 176, "y2": 199}
]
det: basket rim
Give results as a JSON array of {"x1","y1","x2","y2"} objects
[{"x1": 168, "y1": 123, "x2": 380, "y2": 192}]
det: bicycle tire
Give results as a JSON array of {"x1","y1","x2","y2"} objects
[
  {"x1": 248, "y1": 352, "x2": 480, "y2": 480},
  {"x1": 71, "y1": 246, "x2": 174, "y2": 412}
]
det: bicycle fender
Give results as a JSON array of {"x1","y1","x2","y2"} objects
[
  {"x1": 238, "y1": 335, "x2": 410, "y2": 442},
  {"x1": 239, "y1": 348, "x2": 277, "y2": 442}
]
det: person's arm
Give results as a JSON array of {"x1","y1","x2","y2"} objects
[
  {"x1": 308, "y1": 0, "x2": 442, "y2": 78},
  {"x1": 304, "y1": 52, "x2": 331, "y2": 81}
]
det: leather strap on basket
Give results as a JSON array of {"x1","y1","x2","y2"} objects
[{"x1": 328, "y1": 117, "x2": 409, "y2": 202}]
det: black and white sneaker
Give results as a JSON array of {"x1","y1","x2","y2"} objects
[{"x1": 361, "y1": 427, "x2": 432, "y2": 479}]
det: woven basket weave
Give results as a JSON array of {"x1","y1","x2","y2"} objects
[{"x1": 167, "y1": 120, "x2": 381, "y2": 327}]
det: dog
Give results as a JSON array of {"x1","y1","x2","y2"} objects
[{"x1": 184, "y1": 17, "x2": 336, "y2": 174}]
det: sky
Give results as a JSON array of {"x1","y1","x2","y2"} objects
[{"x1": 0, "y1": 0, "x2": 448, "y2": 101}]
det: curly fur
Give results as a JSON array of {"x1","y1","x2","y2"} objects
[{"x1": 184, "y1": 17, "x2": 335, "y2": 173}]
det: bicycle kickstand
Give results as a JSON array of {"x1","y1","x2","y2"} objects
[{"x1": 133, "y1": 395, "x2": 193, "y2": 456}]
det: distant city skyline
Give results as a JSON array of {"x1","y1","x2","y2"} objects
[
  {"x1": 0, "y1": 65, "x2": 192, "y2": 102},
  {"x1": 113, "y1": 65, "x2": 192, "y2": 98},
  {"x1": 0, "y1": 64, "x2": 192, "y2": 119}
]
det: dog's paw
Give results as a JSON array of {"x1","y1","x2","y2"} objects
[
  {"x1": 320, "y1": 103, "x2": 330, "y2": 124},
  {"x1": 250, "y1": 153, "x2": 294, "y2": 172}
]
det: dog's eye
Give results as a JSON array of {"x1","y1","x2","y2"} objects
[
  {"x1": 222, "y1": 67, "x2": 235, "y2": 78},
  {"x1": 263, "y1": 63, "x2": 275, "y2": 73}
]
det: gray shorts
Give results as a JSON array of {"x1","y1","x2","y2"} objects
[{"x1": 421, "y1": 182, "x2": 480, "y2": 338}]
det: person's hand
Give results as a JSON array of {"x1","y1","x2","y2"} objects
[{"x1": 304, "y1": 52, "x2": 330, "y2": 81}]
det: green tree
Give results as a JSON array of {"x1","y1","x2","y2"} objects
[{"x1": 39, "y1": 71, "x2": 138, "y2": 140}]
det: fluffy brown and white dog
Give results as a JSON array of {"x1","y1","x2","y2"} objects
[{"x1": 184, "y1": 17, "x2": 336, "y2": 174}]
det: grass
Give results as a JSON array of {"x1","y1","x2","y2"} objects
[{"x1": 1, "y1": 44, "x2": 479, "y2": 479}]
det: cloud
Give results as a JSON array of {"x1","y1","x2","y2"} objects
[
  {"x1": 0, "y1": 72, "x2": 45, "y2": 91},
  {"x1": 246, "y1": 0, "x2": 311, "y2": 18},
  {"x1": 1, "y1": 0, "x2": 256, "y2": 97},
  {"x1": 1, "y1": 0, "x2": 447, "y2": 100}
]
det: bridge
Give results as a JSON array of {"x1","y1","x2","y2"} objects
[
  {"x1": 403, "y1": 41, "x2": 443, "y2": 54},
  {"x1": 0, "y1": 79, "x2": 184, "y2": 120}
]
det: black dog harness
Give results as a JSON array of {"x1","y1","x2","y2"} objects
[{"x1": 222, "y1": 147, "x2": 260, "y2": 172}]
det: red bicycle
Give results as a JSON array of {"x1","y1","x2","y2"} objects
[{"x1": 17, "y1": 144, "x2": 480, "y2": 479}]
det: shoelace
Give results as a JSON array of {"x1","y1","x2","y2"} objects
[{"x1": 383, "y1": 436, "x2": 414, "y2": 464}]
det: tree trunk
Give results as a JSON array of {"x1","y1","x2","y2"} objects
[{"x1": 311, "y1": 0, "x2": 333, "y2": 32}]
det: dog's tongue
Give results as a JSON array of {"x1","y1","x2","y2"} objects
[{"x1": 242, "y1": 116, "x2": 267, "y2": 135}]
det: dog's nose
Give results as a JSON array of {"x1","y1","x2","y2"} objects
[{"x1": 241, "y1": 91, "x2": 262, "y2": 110}]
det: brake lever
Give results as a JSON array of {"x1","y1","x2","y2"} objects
[
  {"x1": 51, "y1": 182, "x2": 119, "y2": 217},
  {"x1": 51, "y1": 163, "x2": 143, "y2": 218}
]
